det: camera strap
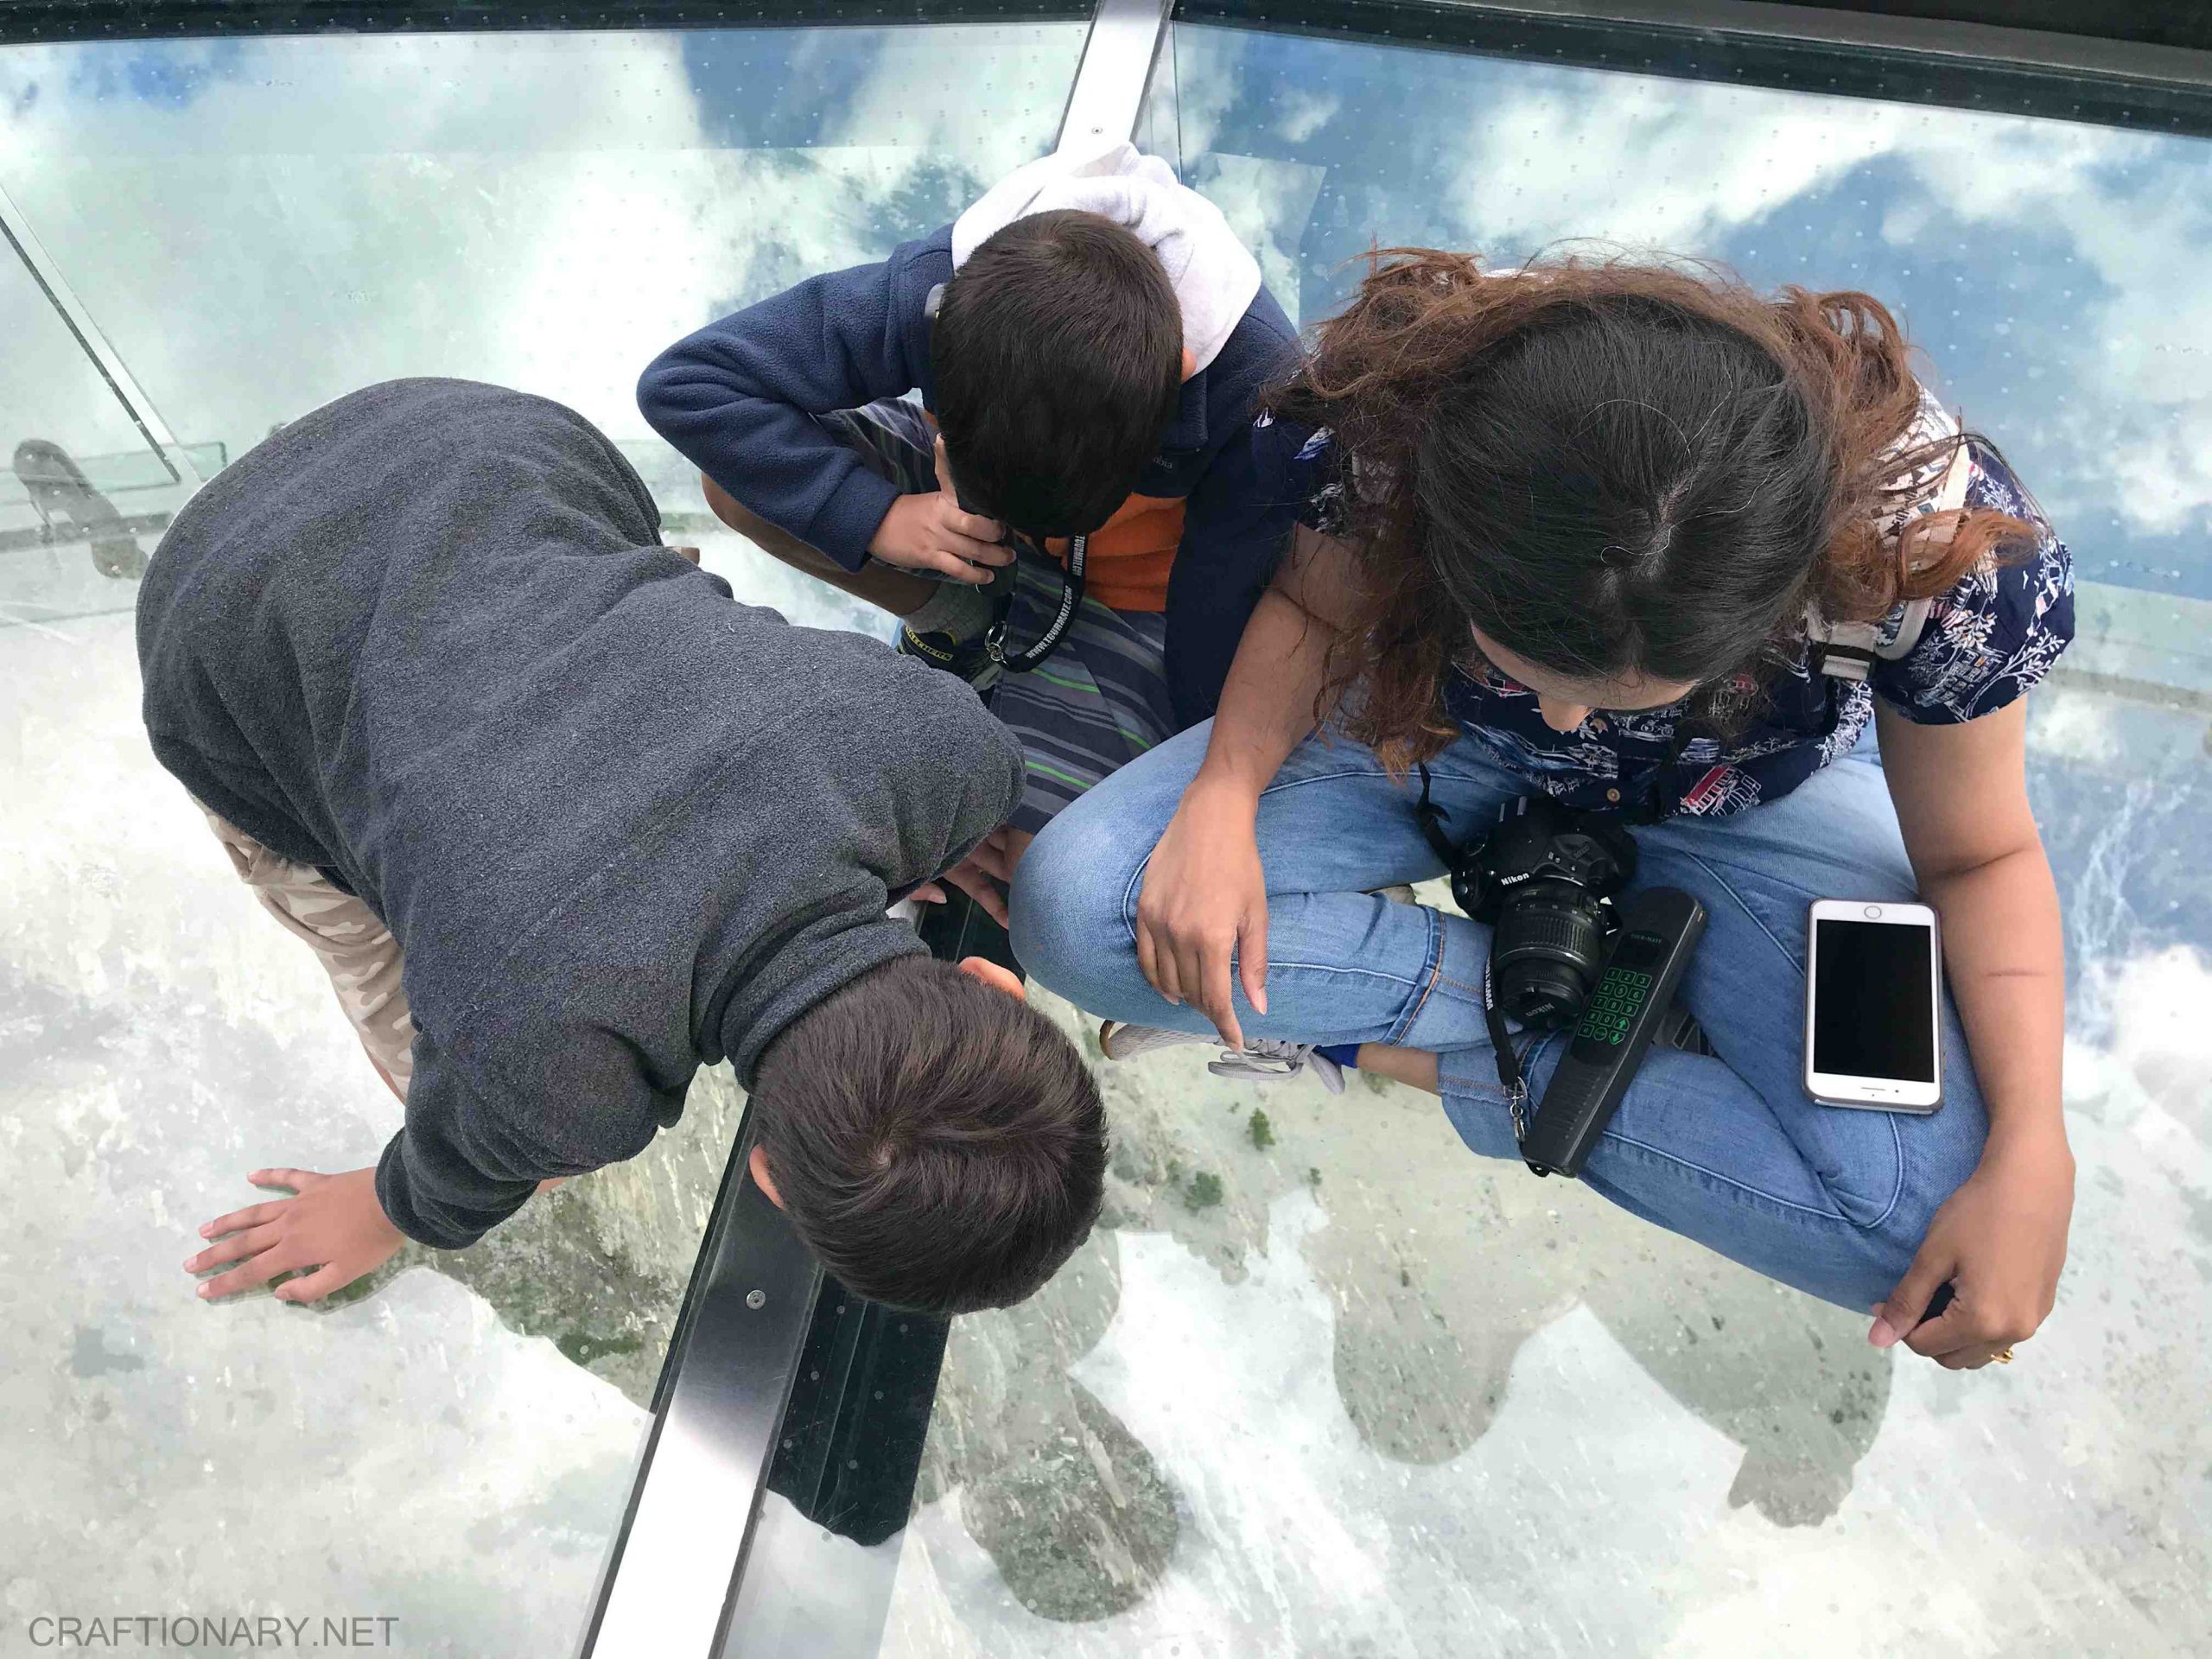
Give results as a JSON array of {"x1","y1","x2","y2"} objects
[
  {"x1": 1483, "y1": 960, "x2": 1531, "y2": 1143},
  {"x1": 1413, "y1": 761, "x2": 1458, "y2": 865},
  {"x1": 984, "y1": 532, "x2": 1086, "y2": 673},
  {"x1": 1416, "y1": 764, "x2": 1533, "y2": 1140}
]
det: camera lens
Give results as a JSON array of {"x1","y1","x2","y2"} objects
[{"x1": 1491, "y1": 880, "x2": 1610, "y2": 1028}]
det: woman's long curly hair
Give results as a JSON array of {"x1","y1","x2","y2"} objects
[{"x1": 1273, "y1": 250, "x2": 2037, "y2": 769}]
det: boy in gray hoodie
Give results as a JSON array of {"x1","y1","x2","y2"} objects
[{"x1": 146, "y1": 378, "x2": 1105, "y2": 1315}]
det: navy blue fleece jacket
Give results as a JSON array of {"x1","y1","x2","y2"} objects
[{"x1": 635, "y1": 226, "x2": 1303, "y2": 728}]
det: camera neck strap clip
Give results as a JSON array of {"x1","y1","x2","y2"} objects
[
  {"x1": 984, "y1": 532, "x2": 1085, "y2": 674},
  {"x1": 1484, "y1": 957, "x2": 1531, "y2": 1143}
]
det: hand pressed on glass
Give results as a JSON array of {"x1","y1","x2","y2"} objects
[
  {"x1": 186, "y1": 1166, "x2": 404, "y2": 1306},
  {"x1": 182, "y1": 1165, "x2": 575, "y2": 1306}
]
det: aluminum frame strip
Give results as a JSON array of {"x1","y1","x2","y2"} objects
[
  {"x1": 1056, "y1": 0, "x2": 1173, "y2": 153},
  {"x1": 0, "y1": 1, "x2": 1096, "y2": 44},
  {"x1": 1176, "y1": 0, "x2": 2212, "y2": 95},
  {"x1": 1427, "y1": 0, "x2": 2212, "y2": 85},
  {"x1": 581, "y1": 6, "x2": 1166, "y2": 1642},
  {"x1": 578, "y1": 1119, "x2": 823, "y2": 1659},
  {"x1": 1170, "y1": 0, "x2": 2212, "y2": 135}
]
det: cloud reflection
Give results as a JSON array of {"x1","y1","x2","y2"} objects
[
  {"x1": 1161, "y1": 26, "x2": 2212, "y2": 582},
  {"x1": 0, "y1": 28, "x2": 1081, "y2": 468}
]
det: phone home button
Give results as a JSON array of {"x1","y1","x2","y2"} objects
[{"x1": 1862, "y1": 905, "x2": 1882, "y2": 918}]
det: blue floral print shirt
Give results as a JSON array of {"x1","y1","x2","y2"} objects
[{"x1": 1281, "y1": 401, "x2": 2075, "y2": 820}]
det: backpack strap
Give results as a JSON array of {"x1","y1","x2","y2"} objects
[
  {"x1": 1811, "y1": 430, "x2": 1974, "y2": 683},
  {"x1": 1811, "y1": 594, "x2": 1936, "y2": 683}
]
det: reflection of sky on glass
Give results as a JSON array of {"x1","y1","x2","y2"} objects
[
  {"x1": 16, "y1": 25, "x2": 2204, "y2": 598},
  {"x1": 1144, "y1": 23, "x2": 2212, "y2": 972},
  {"x1": 0, "y1": 247, "x2": 150, "y2": 472},
  {"x1": 1155, "y1": 27, "x2": 2212, "y2": 598},
  {"x1": 0, "y1": 27, "x2": 1084, "y2": 472},
  {"x1": 3, "y1": 22, "x2": 2209, "y2": 1656},
  {"x1": 56, "y1": 36, "x2": 248, "y2": 107},
  {"x1": 0, "y1": 25, "x2": 1092, "y2": 1641}
]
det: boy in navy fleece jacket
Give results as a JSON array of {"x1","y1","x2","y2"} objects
[{"x1": 639, "y1": 142, "x2": 1300, "y2": 874}]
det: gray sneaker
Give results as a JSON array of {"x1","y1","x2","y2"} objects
[{"x1": 1097, "y1": 1022, "x2": 1346, "y2": 1096}]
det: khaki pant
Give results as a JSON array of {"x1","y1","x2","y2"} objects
[{"x1": 204, "y1": 810, "x2": 416, "y2": 1094}]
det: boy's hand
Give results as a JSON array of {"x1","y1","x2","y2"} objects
[
  {"x1": 912, "y1": 826, "x2": 1027, "y2": 928},
  {"x1": 186, "y1": 1166, "x2": 404, "y2": 1306},
  {"x1": 867, "y1": 439, "x2": 1013, "y2": 584}
]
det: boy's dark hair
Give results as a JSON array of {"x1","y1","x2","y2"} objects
[
  {"x1": 932, "y1": 209, "x2": 1184, "y2": 537},
  {"x1": 750, "y1": 953, "x2": 1108, "y2": 1315}
]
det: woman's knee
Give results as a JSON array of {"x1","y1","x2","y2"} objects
[
  {"x1": 1010, "y1": 724, "x2": 1215, "y2": 988},
  {"x1": 1009, "y1": 796, "x2": 1148, "y2": 1000},
  {"x1": 1858, "y1": 1091, "x2": 1990, "y2": 1290}
]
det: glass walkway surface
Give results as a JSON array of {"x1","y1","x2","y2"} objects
[{"x1": 2, "y1": 3, "x2": 2207, "y2": 1655}]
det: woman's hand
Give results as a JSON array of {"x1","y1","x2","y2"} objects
[
  {"x1": 1135, "y1": 778, "x2": 1269, "y2": 1050},
  {"x1": 1871, "y1": 1128, "x2": 2074, "y2": 1368},
  {"x1": 186, "y1": 1166, "x2": 404, "y2": 1306},
  {"x1": 1117, "y1": 524, "x2": 1353, "y2": 1047}
]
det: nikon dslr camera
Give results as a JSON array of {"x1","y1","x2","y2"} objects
[
  {"x1": 1445, "y1": 793, "x2": 1640, "y2": 1030},
  {"x1": 1427, "y1": 791, "x2": 1709, "y2": 1178}
]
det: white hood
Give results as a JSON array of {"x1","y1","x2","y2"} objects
[{"x1": 950, "y1": 140, "x2": 1263, "y2": 375}]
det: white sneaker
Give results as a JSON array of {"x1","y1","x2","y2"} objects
[
  {"x1": 1097, "y1": 1021, "x2": 1212, "y2": 1063},
  {"x1": 1097, "y1": 1022, "x2": 1347, "y2": 1096},
  {"x1": 1208, "y1": 1039, "x2": 1346, "y2": 1095}
]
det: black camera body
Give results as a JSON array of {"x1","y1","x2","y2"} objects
[
  {"x1": 1418, "y1": 781, "x2": 1709, "y2": 1179},
  {"x1": 1449, "y1": 794, "x2": 1639, "y2": 1030}
]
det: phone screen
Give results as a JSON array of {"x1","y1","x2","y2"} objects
[{"x1": 1812, "y1": 918, "x2": 1936, "y2": 1083}]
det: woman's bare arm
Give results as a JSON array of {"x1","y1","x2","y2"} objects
[
  {"x1": 1185, "y1": 524, "x2": 1355, "y2": 796},
  {"x1": 1869, "y1": 697, "x2": 2074, "y2": 1367},
  {"x1": 1137, "y1": 525, "x2": 1360, "y2": 1046}
]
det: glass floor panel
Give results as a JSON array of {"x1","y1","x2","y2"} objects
[
  {"x1": 3, "y1": 8, "x2": 2209, "y2": 1657},
  {"x1": 868, "y1": 19, "x2": 2212, "y2": 1657},
  {"x1": 0, "y1": 232, "x2": 188, "y2": 625},
  {"x1": 0, "y1": 20, "x2": 1085, "y2": 1656}
]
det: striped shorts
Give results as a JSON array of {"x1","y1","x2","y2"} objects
[{"x1": 822, "y1": 398, "x2": 1178, "y2": 837}]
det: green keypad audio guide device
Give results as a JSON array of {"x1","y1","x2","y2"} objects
[{"x1": 1519, "y1": 887, "x2": 1707, "y2": 1178}]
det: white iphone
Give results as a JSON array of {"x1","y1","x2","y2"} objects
[{"x1": 1803, "y1": 899, "x2": 1943, "y2": 1112}]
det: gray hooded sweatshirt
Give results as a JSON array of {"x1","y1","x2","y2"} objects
[{"x1": 138, "y1": 378, "x2": 1022, "y2": 1249}]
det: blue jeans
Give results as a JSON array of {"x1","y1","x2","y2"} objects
[{"x1": 1012, "y1": 722, "x2": 1989, "y2": 1314}]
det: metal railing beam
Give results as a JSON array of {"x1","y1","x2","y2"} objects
[
  {"x1": 0, "y1": 181, "x2": 203, "y2": 488},
  {"x1": 1055, "y1": 0, "x2": 1173, "y2": 153}
]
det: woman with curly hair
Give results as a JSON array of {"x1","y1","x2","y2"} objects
[{"x1": 1014, "y1": 252, "x2": 2075, "y2": 1369}]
